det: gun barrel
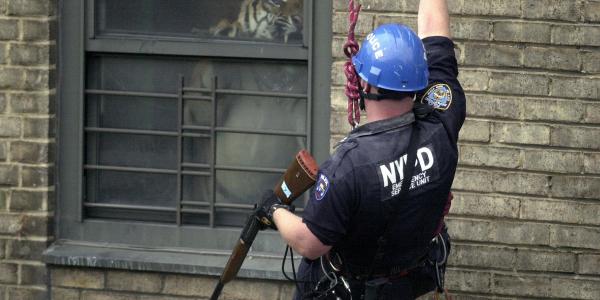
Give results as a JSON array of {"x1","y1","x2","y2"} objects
[
  {"x1": 219, "y1": 215, "x2": 261, "y2": 285},
  {"x1": 209, "y1": 282, "x2": 224, "y2": 300}
]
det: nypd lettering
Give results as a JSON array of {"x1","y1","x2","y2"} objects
[
  {"x1": 421, "y1": 83, "x2": 452, "y2": 111},
  {"x1": 377, "y1": 145, "x2": 439, "y2": 198},
  {"x1": 314, "y1": 173, "x2": 330, "y2": 201}
]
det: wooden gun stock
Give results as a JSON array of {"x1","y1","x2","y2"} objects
[{"x1": 210, "y1": 150, "x2": 318, "y2": 300}]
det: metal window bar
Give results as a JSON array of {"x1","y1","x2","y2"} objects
[
  {"x1": 182, "y1": 170, "x2": 211, "y2": 177},
  {"x1": 84, "y1": 127, "x2": 213, "y2": 139},
  {"x1": 209, "y1": 76, "x2": 217, "y2": 227},
  {"x1": 83, "y1": 164, "x2": 285, "y2": 176},
  {"x1": 182, "y1": 162, "x2": 210, "y2": 169},
  {"x1": 176, "y1": 75, "x2": 184, "y2": 225},
  {"x1": 84, "y1": 126, "x2": 303, "y2": 138},
  {"x1": 183, "y1": 87, "x2": 307, "y2": 99},
  {"x1": 84, "y1": 202, "x2": 176, "y2": 212},
  {"x1": 181, "y1": 201, "x2": 210, "y2": 207},
  {"x1": 181, "y1": 208, "x2": 211, "y2": 215},
  {"x1": 85, "y1": 88, "x2": 307, "y2": 100},
  {"x1": 83, "y1": 202, "x2": 306, "y2": 213},
  {"x1": 85, "y1": 127, "x2": 179, "y2": 137},
  {"x1": 86, "y1": 89, "x2": 178, "y2": 99},
  {"x1": 84, "y1": 75, "x2": 311, "y2": 227},
  {"x1": 84, "y1": 164, "x2": 178, "y2": 174}
]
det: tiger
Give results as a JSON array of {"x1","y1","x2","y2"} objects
[
  {"x1": 187, "y1": 1, "x2": 305, "y2": 210},
  {"x1": 210, "y1": 0, "x2": 303, "y2": 43}
]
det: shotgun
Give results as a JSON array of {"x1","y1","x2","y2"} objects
[{"x1": 210, "y1": 150, "x2": 319, "y2": 300}]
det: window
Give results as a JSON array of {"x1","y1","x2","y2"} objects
[{"x1": 52, "y1": 0, "x2": 331, "y2": 272}]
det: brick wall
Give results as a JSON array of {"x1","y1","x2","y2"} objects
[
  {"x1": 2, "y1": 0, "x2": 600, "y2": 300},
  {"x1": 0, "y1": 0, "x2": 55, "y2": 299},
  {"x1": 331, "y1": 0, "x2": 600, "y2": 299},
  {"x1": 49, "y1": 268, "x2": 294, "y2": 300}
]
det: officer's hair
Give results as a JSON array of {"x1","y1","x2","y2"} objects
[{"x1": 377, "y1": 87, "x2": 416, "y2": 100}]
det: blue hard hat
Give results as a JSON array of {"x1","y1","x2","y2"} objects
[{"x1": 352, "y1": 24, "x2": 429, "y2": 92}]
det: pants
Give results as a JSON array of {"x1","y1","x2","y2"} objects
[
  {"x1": 349, "y1": 266, "x2": 437, "y2": 300},
  {"x1": 293, "y1": 229, "x2": 451, "y2": 300},
  {"x1": 292, "y1": 259, "x2": 436, "y2": 300},
  {"x1": 292, "y1": 258, "x2": 326, "y2": 300}
]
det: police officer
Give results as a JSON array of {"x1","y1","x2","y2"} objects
[{"x1": 256, "y1": 0, "x2": 465, "y2": 298}]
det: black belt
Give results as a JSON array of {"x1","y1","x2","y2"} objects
[{"x1": 345, "y1": 259, "x2": 426, "y2": 280}]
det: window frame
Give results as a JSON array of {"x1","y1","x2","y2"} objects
[
  {"x1": 85, "y1": 0, "x2": 310, "y2": 59},
  {"x1": 49, "y1": 0, "x2": 332, "y2": 277}
]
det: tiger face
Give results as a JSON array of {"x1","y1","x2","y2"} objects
[
  {"x1": 210, "y1": 0, "x2": 303, "y2": 43},
  {"x1": 272, "y1": 0, "x2": 303, "y2": 42}
]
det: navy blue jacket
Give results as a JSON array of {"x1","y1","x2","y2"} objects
[{"x1": 302, "y1": 36, "x2": 466, "y2": 274}]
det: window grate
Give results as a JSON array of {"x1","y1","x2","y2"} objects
[{"x1": 84, "y1": 74, "x2": 309, "y2": 227}]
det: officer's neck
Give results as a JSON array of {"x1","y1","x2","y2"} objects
[{"x1": 365, "y1": 97, "x2": 414, "y2": 123}]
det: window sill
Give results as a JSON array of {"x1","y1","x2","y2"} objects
[{"x1": 43, "y1": 240, "x2": 299, "y2": 280}]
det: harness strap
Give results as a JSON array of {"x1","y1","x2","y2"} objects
[{"x1": 358, "y1": 90, "x2": 410, "y2": 101}]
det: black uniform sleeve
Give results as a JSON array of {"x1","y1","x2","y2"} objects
[
  {"x1": 301, "y1": 161, "x2": 356, "y2": 246},
  {"x1": 419, "y1": 36, "x2": 466, "y2": 143}
]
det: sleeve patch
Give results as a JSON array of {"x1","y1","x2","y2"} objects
[
  {"x1": 421, "y1": 83, "x2": 453, "y2": 111},
  {"x1": 314, "y1": 173, "x2": 330, "y2": 201}
]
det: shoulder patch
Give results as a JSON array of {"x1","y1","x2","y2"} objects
[
  {"x1": 421, "y1": 83, "x2": 452, "y2": 111},
  {"x1": 314, "y1": 173, "x2": 330, "y2": 201}
]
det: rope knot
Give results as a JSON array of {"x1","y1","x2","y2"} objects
[{"x1": 343, "y1": 0, "x2": 362, "y2": 128}]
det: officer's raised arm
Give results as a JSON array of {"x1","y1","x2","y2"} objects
[
  {"x1": 417, "y1": 0, "x2": 466, "y2": 143},
  {"x1": 418, "y1": 0, "x2": 451, "y2": 39}
]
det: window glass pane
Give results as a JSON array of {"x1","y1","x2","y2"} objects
[
  {"x1": 181, "y1": 212, "x2": 209, "y2": 226},
  {"x1": 87, "y1": 55, "x2": 308, "y2": 94},
  {"x1": 85, "y1": 170, "x2": 176, "y2": 207},
  {"x1": 96, "y1": 0, "x2": 304, "y2": 44},
  {"x1": 215, "y1": 170, "x2": 281, "y2": 206},
  {"x1": 86, "y1": 95, "x2": 178, "y2": 132},
  {"x1": 216, "y1": 133, "x2": 306, "y2": 169},
  {"x1": 183, "y1": 137, "x2": 210, "y2": 165},
  {"x1": 86, "y1": 207, "x2": 175, "y2": 223},
  {"x1": 84, "y1": 54, "x2": 308, "y2": 225},
  {"x1": 217, "y1": 95, "x2": 306, "y2": 132},
  {"x1": 214, "y1": 209, "x2": 250, "y2": 227},
  {"x1": 206, "y1": 61, "x2": 308, "y2": 93},
  {"x1": 182, "y1": 175, "x2": 211, "y2": 203},
  {"x1": 86, "y1": 133, "x2": 177, "y2": 169},
  {"x1": 183, "y1": 100, "x2": 211, "y2": 127},
  {"x1": 87, "y1": 55, "x2": 194, "y2": 93}
]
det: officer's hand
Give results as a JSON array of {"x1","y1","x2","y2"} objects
[{"x1": 254, "y1": 190, "x2": 294, "y2": 230}]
